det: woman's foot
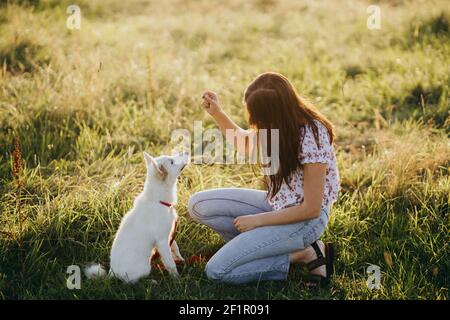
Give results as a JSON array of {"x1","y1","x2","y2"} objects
[{"x1": 289, "y1": 240, "x2": 327, "y2": 279}]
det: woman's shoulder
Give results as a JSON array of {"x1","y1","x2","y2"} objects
[
  {"x1": 313, "y1": 119, "x2": 329, "y2": 134},
  {"x1": 301, "y1": 120, "x2": 331, "y2": 146},
  {"x1": 299, "y1": 120, "x2": 334, "y2": 163}
]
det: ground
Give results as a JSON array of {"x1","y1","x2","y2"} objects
[{"x1": 0, "y1": 0, "x2": 449, "y2": 299}]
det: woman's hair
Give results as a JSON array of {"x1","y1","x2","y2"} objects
[{"x1": 244, "y1": 72, "x2": 335, "y2": 200}]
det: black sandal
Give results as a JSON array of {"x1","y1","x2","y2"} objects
[{"x1": 303, "y1": 241, "x2": 335, "y2": 288}]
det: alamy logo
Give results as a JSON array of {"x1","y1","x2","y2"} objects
[
  {"x1": 366, "y1": 264, "x2": 381, "y2": 290},
  {"x1": 366, "y1": 5, "x2": 381, "y2": 30},
  {"x1": 66, "y1": 265, "x2": 81, "y2": 289},
  {"x1": 66, "y1": 5, "x2": 81, "y2": 30},
  {"x1": 169, "y1": 121, "x2": 280, "y2": 175}
]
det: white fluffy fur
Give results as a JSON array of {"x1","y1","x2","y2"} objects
[
  {"x1": 85, "y1": 151, "x2": 189, "y2": 283},
  {"x1": 84, "y1": 264, "x2": 107, "y2": 279}
]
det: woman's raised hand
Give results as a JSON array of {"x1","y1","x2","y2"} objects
[
  {"x1": 200, "y1": 90, "x2": 249, "y2": 156},
  {"x1": 201, "y1": 91, "x2": 222, "y2": 117}
]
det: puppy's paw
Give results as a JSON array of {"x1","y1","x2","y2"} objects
[
  {"x1": 170, "y1": 241, "x2": 184, "y2": 263},
  {"x1": 174, "y1": 257, "x2": 185, "y2": 264}
]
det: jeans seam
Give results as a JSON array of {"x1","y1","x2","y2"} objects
[
  {"x1": 289, "y1": 207, "x2": 329, "y2": 238},
  {"x1": 288, "y1": 223, "x2": 308, "y2": 238},
  {"x1": 303, "y1": 227, "x2": 320, "y2": 246},
  {"x1": 223, "y1": 255, "x2": 290, "y2": 280},
  {"x1": 221, "y1": 236, "x2": 286, "y2": 273},
  {"x1": 303, "y1": 217, "x2": 327, "y2": 246},
  {"x1": 223, "y1": 265, "x2": 288, "y2": 280},
  {"x1": 191, "y1": 198, "x2": 270, "y2": 221}
]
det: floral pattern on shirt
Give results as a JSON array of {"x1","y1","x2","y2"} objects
[{"x1": 268, "y1": 120, "x2": 340, "y2": 211}]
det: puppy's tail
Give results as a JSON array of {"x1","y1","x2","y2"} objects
[{"x1": 84, "y1": 263, "x2": 107, "y2": 279}]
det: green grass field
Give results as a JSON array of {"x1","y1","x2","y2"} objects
[{"x1": 0, "y1": 0, "x2": 449, "y2": 299}]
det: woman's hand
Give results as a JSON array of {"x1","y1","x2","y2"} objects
[
  {"x1": 201, "y1": 91, "x2": 223, "y2": 117},
  {"x1": 234, "y1": 214, "x2": 262, "y2": 233},
  {"x1": 200, "y1": 90, "x2": 250, "y2": 156}
]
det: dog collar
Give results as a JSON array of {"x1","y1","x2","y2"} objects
[{"x1": 159, "y1": 201, "x2": 173, "y2": 208}]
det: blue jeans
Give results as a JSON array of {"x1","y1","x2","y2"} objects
[{"x1": 188, "y1": 188, "x2": 329, "y2": 284}]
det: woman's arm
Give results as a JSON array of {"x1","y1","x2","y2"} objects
[
  {"x1": 234, "y1": 163, "x2": 327, "y2": 232},
  {"x1": 202, "y1": 91, "x2": 253, "y2": 156}
]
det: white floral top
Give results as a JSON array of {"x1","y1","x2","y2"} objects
[{"x1": 268, "y1": 120, "x2": 340, "y2": 211}]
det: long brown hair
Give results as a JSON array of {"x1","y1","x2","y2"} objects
[{"x1": 244, "y1": 72, "x2": 335, "y2": 200}]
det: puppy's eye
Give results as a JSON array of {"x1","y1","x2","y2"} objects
[{"x1": 170, "y1": 159, "x2": 174, "y2": 165}]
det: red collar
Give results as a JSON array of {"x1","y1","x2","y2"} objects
[{"x1": 159, "y1": 200, "x2": 173, "y2": 208}]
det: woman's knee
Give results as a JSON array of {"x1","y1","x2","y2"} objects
[
  {"x1": 188, "y1": 189, "x2": 219, "y2": 222},
  {"x1": 188, "y1": 191, "x2": 208, "y2": 222},
  {"x1": 205, "y1": 256, "x2": 226, "y2": 281}
]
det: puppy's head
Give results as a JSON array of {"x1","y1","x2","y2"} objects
[{"x1": 143, "y1": 151, "x2": 190, "y2": 184}]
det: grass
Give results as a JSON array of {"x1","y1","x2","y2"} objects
[{"x1": 0, "y1": 0, "x2": 449, "y2": 299}]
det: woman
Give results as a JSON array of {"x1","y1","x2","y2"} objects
[{"x1": 188, "y1": 72, "x2": 340, "y2": 286}]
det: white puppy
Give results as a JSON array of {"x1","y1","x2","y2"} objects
[{"x1": 85, "y1": 151, "x2": 189, "y2": 283}]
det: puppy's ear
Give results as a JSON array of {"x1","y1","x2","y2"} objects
[
  {"x1": 143, "y1": 152, "x2": 157, "y2": 168},
  {"x1": 143, "y1": 152, "x2": 167, "y2": 181}
]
